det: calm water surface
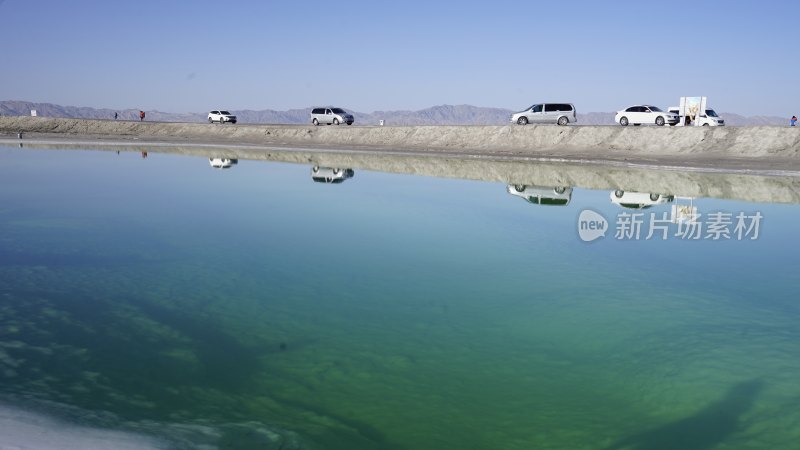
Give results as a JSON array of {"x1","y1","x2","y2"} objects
[{"x1": 1, "y1": 147, "x2": 799, "y2": 449}]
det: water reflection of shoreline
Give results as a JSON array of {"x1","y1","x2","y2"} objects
[{"x1": 8, "y1": 143, "x2": 800, "y2": 204}]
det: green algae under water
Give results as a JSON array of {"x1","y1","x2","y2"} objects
[{"x1": 1, "y1": 148, "x2": 799, "y2": 449}]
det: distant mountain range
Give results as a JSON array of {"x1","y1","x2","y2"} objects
[{"x1": 0, "y1": 100, "x2": 789, "y2": 127}]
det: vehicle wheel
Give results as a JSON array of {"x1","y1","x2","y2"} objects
[
  {"x1": 312, "y1": 166, "x2": 319, "y2": 173},
  {"x1": 656, "y1": 116, "x2": 665, "y2": 126},
  {"x1": 347, "y1": 122, "x2": 352, "y2": 126},
  {"x1": 333, "y1": 168, "x2": 341, "y2": 175},
  {"x1": 333, "y1": 118, "x2": 340, "y2": 125},
  {"x1": 208, "y1": 117, "x2": 213, "y2": 123},
  {"x1": 702, "y1": 123, "x2": 709, "y2": 126},
  {"x1": 649, "y1": 193, "x2": 660, "y2": 201},
  {"x1": 557, "y1": 116, "x2": 568, "y2": 126},
  {"x1": 614, "y1": 190, "x2": 624, "y2": 198},
  {"x1": 619, "y1": 117, "x2": 629, "y2": 126},
  {"x1": 554, "y1": 186, "x2": 567, "y2": 194},
  {"x1": 517, "y1": 117, "x2": 528, "y2": 125},
  {"x1": 312, "y1": 118, "x2": 319, "y2": 126},
  {"x1": 514, "y1": 185, "x2": 526, "y2": 193}
]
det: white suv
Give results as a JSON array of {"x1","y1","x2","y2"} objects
[{"x1": 208, "y1": 110, "x2": 237, "y2": 124}]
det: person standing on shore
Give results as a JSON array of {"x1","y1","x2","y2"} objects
[
  {"x1": 139, "y1": 110, "x2": 145, "y2": 121},
  {"x1": 114, "y1": 112, "x2": 118, "y2": 120},
  {"x1": 791, "y1": 115, "x2": 797, "y2": 127}
]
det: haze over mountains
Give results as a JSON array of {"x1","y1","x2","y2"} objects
[{"x1": 0, "y1": 100, "x2": 788, "y2": 127}]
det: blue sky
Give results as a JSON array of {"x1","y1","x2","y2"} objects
[{"x1": 1, "y1": 1, "x2": 796, "y2": 116}]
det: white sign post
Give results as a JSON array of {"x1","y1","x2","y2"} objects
[{"x1": 676, "y1": 97, "x2": 706, "y2": 126}]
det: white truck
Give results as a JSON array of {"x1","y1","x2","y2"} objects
[{"x1": 669, "y1": 97, "x2": 725, "y2": 127}]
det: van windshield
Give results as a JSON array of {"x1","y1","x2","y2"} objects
[
  {"x1": 706, "y1": 109, "x2": 719, "y2": 117},
  {"x1": 331, "y1": 108, "x2": 347, "y2": 114}
]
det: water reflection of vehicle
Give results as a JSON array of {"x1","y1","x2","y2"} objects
[
  {"x1": 610, "y1": 190, "x2": 675, "y2": 209},
  {"x1": 311, "y1": 166, "x2": 354, "y2": 184},
  {"x1": 507, "y1": 185, "x2": 573, "y2": 206},
  {"x1": 209, "y1": 158, "x2": 238, "y2": 169}
]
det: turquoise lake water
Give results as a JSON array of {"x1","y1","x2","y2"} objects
[{"x1": 1, "y1": 147, "x2": 799, "y2": 449}]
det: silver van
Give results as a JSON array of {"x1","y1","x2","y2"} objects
[
  {"x1": 507, "y1": 185, "x2": 573, "y2": 206},
  {"x1": 510, "y1": 103, "x2": 576, "y2": 126},
  {"x1": 310, "y1": 107, "x2": 355, "y2": 126}
]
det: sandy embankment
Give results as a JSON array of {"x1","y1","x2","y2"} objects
[{"x1": 2, "y1": 116, "x2": 800, "y2": 172}]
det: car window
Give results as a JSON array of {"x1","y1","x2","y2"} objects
[
  {"x1": 531, "y1": 104, "x2": 543, "y2": 113},
  {"x1": 326, "y1": 109, "x2": 332, "y2": 114},
  {"x1": 220, "y1": 111, "x2": 231, "y2": 115},
  {"x1": 649, "y1": 106, "x2": 663, "y2": 112},
  {"x1": 706, "y1": 109, "x2": 718, "y2": 117},
  {"x1": 211, "y1": 111, "x2": 219, "y2": 114},
  {"x1": 625, "y1": 107, "x2": 636, "y2": 112},
  {"x1": 332, "y1": 108, "x2": 346, "y2": 114}
]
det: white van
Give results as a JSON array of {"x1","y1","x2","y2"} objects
[{"x1": 668, "y1": 107, "x2": 725, "y2": 126}]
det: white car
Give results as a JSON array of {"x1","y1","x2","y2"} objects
[
  {"x1": 614, "y1": 105, "x2": 678, "y2": 126},
  {"x1": 209, "y1": 158, "x2": 238, "y2": 169},
  {"x1": 507, "y1": 185, "x2": 573, "y2": 206},
  {"x1": 208, "y1": 110, "x2": 237, "y2": 124},
  {"x1": 610, "y1": 190, "x2": 674, "y2": 209},
  {"x1": 311, "y1": 166, "x2": 354, "y2": 184}
]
